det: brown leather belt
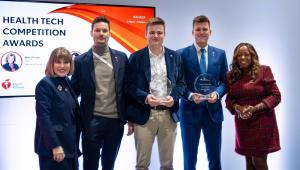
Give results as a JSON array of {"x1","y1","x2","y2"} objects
[{"x1": 151, "y1": 105, "x2": 168, "y2": 110}]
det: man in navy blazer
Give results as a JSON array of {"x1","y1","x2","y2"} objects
[
  {"x1": 70, "y1": 16, "x2": 128, "y2": 170},
  {"x1": 125, "y1": 17, "x2": 185, "y2": 169},
  {"x1": 177, "y1": 15, "x2": 228, "y2": 170}
]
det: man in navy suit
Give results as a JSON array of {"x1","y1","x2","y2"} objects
[
  {"x1": 70, "y1": 16, "x2": 128, "y2": 170},
  {"x1": 177, "y1": 15, "x2": 228, "y2": 170},
  {"x1": 125, "y1": 17, "x2": 185, "y2": 170}
]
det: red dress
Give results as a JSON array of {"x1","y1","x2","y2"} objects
[{"x1": 225, "y1": 65, "x2": 281, "y2": 156}]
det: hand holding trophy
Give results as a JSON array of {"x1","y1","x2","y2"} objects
[
  {"x1": 149, "y1": 77, "x2": 172, "y2": 106},
  {"x1": 194, "y1": 74, "x2": 217, "y2": 101}
]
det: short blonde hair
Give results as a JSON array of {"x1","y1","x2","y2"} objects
[{"x1": 45, "y1": 47, "x2": 74, "y2": 76}]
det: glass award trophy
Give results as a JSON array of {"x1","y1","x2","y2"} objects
[
  {"x1": 194, "y1": 74, "x2": 217, "y2": 100},
  {"x1": 149, "y1": 77, "x2": 172, "y2": 105}
]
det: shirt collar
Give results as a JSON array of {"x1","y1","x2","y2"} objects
[
  {"x1": 194, "y1": 43, "x2": 208, "y2": 53},
  {"x1": 148, "y1": 46, "x2": 165, "y2": 58}
]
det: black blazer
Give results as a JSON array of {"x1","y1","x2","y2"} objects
[
  {"x1": 71, "y1": 48, "x2": 128, "y2": 129},
  {"x1": 34, "y1": 76, "x2": 80, "y2": 158},
  {"x1": 125, "y1": 47, "x2": 186, "y2": 125}
]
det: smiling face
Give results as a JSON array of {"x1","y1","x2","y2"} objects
[
  {"x1": 146, "y1": 24, "x2": 165, "y2": 49},
  {"x1": 192, "y1": 22, "x2": 211, "y2": 48},
  {"x1": 237, "y1": 45, "x2": 252, "y2": 70},
  {"x1": 91, "y1": 22, "x2": 110, "y2": 46},
  {"x1": 53, "y1": 59, "x2": 70, "y2": 77}
]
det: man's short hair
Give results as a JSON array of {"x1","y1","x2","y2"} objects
[
  {"x1": 91, "y1": 16, "x2": 110, "y2": 31},
  {"x1": 193, "y1": 15, "x2": 210, "y2": 28},
  {"x1": 146, "y1": 17, "x2": 165, "y2": 32}
]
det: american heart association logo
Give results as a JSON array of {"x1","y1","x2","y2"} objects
[{"x1": 2, "y1": 79, "x2": 11, "y2": 89}]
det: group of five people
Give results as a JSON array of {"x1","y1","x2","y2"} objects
[{"x1": 34, "y1": 15, "x2": 281, "y2": 170}]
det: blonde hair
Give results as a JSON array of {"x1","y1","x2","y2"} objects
[{"x1": 45, "y1": 47, "x2": 74, "y2": 76}]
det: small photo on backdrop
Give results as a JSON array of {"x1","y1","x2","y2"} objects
[{"x1": 1, "y1": 51, "x2": 23, "y2": 72}]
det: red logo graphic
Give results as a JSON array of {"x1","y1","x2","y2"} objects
[{"x1": 2, "y1": 79, "x2": 11, "y2": 89}]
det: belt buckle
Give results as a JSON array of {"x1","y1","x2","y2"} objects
[{"x1": 155, "y1": 105, "x2": 167, "y2": 110}]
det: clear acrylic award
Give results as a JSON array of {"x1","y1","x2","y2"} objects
[
  {"x1": 194, "y1": 74, "x2": 217, "y2": 100},
  {"x1": 149, "y1": 77, "x2": 172, "y2": 104}
]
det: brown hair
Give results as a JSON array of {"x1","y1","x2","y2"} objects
[
  {"x1": 45, "y1": 47, "x2": 74, "y2": 76},
  {"x1": 193, "y1": 15, "x2": 210, "y2": 28},
  {"x1": 91, "y1": 16, "x2": 110, "y2": 31},
  {"x1": 228, "y1": 42, "x2": 260, "y2": 84},
  {"x1": 146, "y1": 17, "x2": 165, "y2": 32}
]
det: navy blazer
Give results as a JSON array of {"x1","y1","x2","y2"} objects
[
  {"x1": 177, "y1": 45, "x2": 228, "y2": 123},
  {"x1": 71, "y1": 48, "x2": 128, "y2": 129},
  {"x1": 34, "y1": 76, "x2": 80, "y2": 158},
  {"x1": 125, "y1": 47, "x2": 186, "y2": 125},
  {"x1": 2, "y1": 63, "x2": 19, "y2": 72}
]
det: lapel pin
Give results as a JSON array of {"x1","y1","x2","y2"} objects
[{"x1": 57, "y1": 85, "x2": 62, "y2": 91}]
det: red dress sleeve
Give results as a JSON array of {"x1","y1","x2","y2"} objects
[
  {"x1": 225, "y1": 73, "x2": 236, "y2": 115},
  {"x1": 261, "y1": 66, "x2": 281, "y2": 110}
]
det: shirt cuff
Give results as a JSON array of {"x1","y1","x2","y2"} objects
[
  {"x1": 188, "y1": 93, "x2": 193, "y2": 101},
  {"x1": 215, "y1": 91, "x2": 220, "y2": 100},
  {"x1": 145, "y1": 95, "x2": 149, "y2": 104}
]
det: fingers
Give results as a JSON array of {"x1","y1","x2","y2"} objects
[
  {"x1": 239, "y1": 111, "x2": 252, "y2": 119},
  {"x1": 127, "y1": 122, "x2": 134, "y2": 136},
  {"x1": 52, "y1": 146, "x2": 65, "y2": 162},
  {"x1": 162, "y1": 96, "x2": 174, "y2": 107},
  {"x1": 147, "y1": 95, "x2": 160, "y2": 107},
  {"x1": 243, "y1": 105, "x2": 255, "y2": 113},
  {"x1": 192, "y1": 93, "x2": 201, "y2": 104},
  {"x1": 127, "y1": 126, "x2": 134, "y2": 136},
  {"x1": 207, "y1": 92, "x2": 217, "y2": 103},
  {"x1": 148, "y1": 95, "x2": 174, "y2": 107},
  {"x1": 53, "y1": 153, "x2": 65, "y2": 162}
]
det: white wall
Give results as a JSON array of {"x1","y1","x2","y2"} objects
[{"x1": 1, "y1": 0, "x2": 300, "y2": 169}]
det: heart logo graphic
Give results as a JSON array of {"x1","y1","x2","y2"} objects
[{"x1": 2, "y1": 79, "x2": 11, "y2": 89}]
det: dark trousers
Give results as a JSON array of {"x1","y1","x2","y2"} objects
[
  {"x1": 82, "y1": 116, "x2": 124, "y2": 170},
  {"x1": 39, "y1": 156, "x2": 78, "y2": 170},
  {"x1": 180, "y1": 112, "x2": 222, "y2": 170}
]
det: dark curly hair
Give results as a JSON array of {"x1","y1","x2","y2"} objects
[{"x1": 228, "y1": 42, "x2": 260, "y2": 84}]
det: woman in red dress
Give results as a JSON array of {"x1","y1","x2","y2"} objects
[{"x1": 225, "y1": 42, "x2": 281, "y2": 170}]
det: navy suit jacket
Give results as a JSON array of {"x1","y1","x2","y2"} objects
[
  {"x1": 125, "y1": 47, "x2": 186, "y2": 125},
  {"x1": 34, "y1": 76, "x2": 80, "y2": 158},
  {"x1": 70, "y1": 48, "x2": 128, "y2": 129},
  {"x1": 177, "y1": 45, "x2": 228, "y2": 123},
  {"x1": 2, "y1": 63, "x2": 19, "y2": 72}
]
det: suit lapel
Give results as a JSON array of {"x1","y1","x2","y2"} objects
[
  {"x1": 110, "y1": 48, "x2": 119, "y2": 83},
  {"x1": 46, "y1": 77, "x2": 75, "y2": 120},
  {"x1": 189, "y1": 45, "x2": 201, "y2": 75},
  {"x1": 86, "y1": 49, "x2": 96, "y2": 85},
  {"x1": 142, "y1": 47, "x2": 151, "y2": 83},
  {"x1": 164, "y1": 48, "x2": 174, "y2": 81}
]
